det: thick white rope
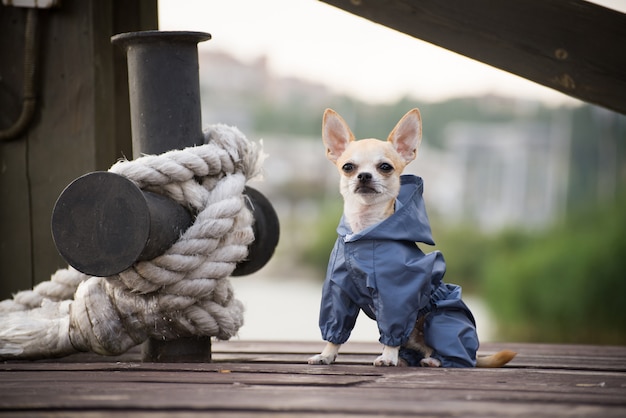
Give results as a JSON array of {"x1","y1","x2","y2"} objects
[{"x1": 0, "y1": 124, "x2": 264, "y2": 359}]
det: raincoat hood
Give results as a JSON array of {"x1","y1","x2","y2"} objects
[{"x1": 337, "y1": 175, "x2": 435, "y2": 245}]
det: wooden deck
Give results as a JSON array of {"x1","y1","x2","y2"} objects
[{"x1": 1, "y1": 341, "x2": 625, "y2": 417}]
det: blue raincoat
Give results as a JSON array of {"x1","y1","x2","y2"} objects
[{"x1": 318, "y1": 175, "x2": 479, "y2": 367}]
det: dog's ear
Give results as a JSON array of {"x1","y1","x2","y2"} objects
[
  {"x1": 387, "y1": 108, "x2": 422, "y2": 164},
  {"x1": 322, "y1": 108, "x2": 355, "y2": 163}
]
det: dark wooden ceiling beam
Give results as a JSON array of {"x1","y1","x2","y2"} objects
[{"x1": 320, "y1": 0, "x2": 626, "y2": 114}]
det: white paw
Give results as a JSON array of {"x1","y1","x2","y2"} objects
[
  {"x1": 374, "y1": 354, "x2": 398, "y2": 367},
  {"x1": 308, "y1": 354, "x2": 335, "y2": 365},
  {"x1": 420, "y1": 357, "x2": 441, "y2": 367},
  {"x1": 374, "y1": 345, "x2": 399, "y2": 367}
]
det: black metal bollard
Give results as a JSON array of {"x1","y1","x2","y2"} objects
[
  {"x1": 111, "y1": 31, "x2": 210, "y2": 155},
  {"x1": 51, "y1": 171, "x2": 193, "y2": 277},
  {"x1": 51, "y1": 30, "x2": 279, "y2": 362}
]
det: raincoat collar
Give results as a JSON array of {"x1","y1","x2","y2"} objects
[{"x1": 338, "y1": 175, "x2": 435, "y2": 245}]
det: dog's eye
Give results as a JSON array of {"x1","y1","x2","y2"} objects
[
  {"x1": 342, "y1": 163, "x2": 355, "y2": 173},
  {"x1": 378, "y1": 163, "x2": 394, "y2": 173}
]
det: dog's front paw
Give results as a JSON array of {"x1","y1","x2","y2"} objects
[
  {"x1": 374, "y1": 345, "x2": 399, "y2": 366},
  {"x1": 374, "y1": 354, "x2": 398, "y2": 367},
  {"x1": 419, "y1": 357, "x2": 441, "y2": 367},
  {"x1": 308, "y1": 354, "x2": 336, "y2": 365}
]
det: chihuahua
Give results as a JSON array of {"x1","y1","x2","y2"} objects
[{"x1": 308, "y1": 108, "x2": 515, "y2": 368}]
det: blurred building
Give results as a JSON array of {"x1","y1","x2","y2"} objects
[
  {"x1": 198, "y1": 51, "x2": 333, "y2": 131},
  {"x1": 434, "y1": 120, "x2": 570, "y2": 231}
]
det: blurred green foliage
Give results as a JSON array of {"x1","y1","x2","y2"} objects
[{"x1": 483, "y1": 190, "x2": 626, "y2": 345}]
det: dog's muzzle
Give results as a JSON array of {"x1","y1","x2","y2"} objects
[{"x1": 355, "y1": 172, "x2": 378, "y2": 194}]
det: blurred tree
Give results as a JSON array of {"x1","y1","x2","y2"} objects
[{"x1": 483, "y1": 190, "x2": 626, "y2": 344}]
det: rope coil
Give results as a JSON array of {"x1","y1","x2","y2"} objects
[{"x1": 0, "y1": 124, "x2": 264, "y2": 359}]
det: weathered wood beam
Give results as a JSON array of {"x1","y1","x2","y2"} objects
[
  {"x1": 0, "y1": 0, "x2": 157, "y2": 299},
  {"x1": 320, "y1": 0, "x2": 626, "y2": 114}
]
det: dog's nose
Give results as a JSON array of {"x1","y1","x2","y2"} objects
[{"x1": 358, "y1": 172, "x2": 372, "y2": 183}]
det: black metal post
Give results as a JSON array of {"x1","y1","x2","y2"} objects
[
  {"x1": 110, "y1": 30, "x2": 212, "y2": 363},
  {"x1": 51, "y1": 171, "x2": 193, "y2": 277},
  {"x1": 111, "y1": 31, "x2": 210, "y2": 155}
]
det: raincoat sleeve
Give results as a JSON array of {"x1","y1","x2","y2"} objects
[
  {"x1": 318, "y1": 238, "x2": 360, "y2": 345},
  {"x1": 318, "y1": 278, "x2": 360, "y2": 344}
]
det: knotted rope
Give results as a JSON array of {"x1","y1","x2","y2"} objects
[{"x1": 0, "y1": 124, "x2": 264, "y2": 359}]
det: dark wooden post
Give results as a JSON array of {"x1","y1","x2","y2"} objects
[{"x1": 0, "y1": 0, "x2": 157, "y2": 300}]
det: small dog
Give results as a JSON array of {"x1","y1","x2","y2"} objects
[{"x1": 308, "y1": 108, "x2": 516, "y2": 368}]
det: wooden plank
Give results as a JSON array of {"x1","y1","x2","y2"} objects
[
  {"x1": 5, "y1": 340, "x2": 624, "y2": 370},
  {"x1": 0, "y1": 372, "x2": 624, "y2": 416},
  {"x1": 1, "y1": 342, "x2": 625, "y2": 417},
  {"x1": 211, "y1": 340, "x2": 387, "y2": 354},
  {"x1": 212, "y1": 340, "x2": 626, "y2": 370},
  {"x1": 0, "y1": 369, "x2": 374, "y2": 387},
  {"x1": 319, "y1": 0, "x2": 626, "y2": 114}
]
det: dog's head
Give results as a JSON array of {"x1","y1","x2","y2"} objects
[{"x1": 322, "y1": 108, "x2": 422, "y2": 210}]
